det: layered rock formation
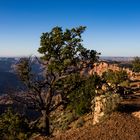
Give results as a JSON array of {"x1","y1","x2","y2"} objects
[{"x1": 89, "y1": 61, "x2": 134, "y2": 78}]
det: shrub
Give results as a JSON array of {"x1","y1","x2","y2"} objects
[
  {"x1": 132, "y1": 57, "x2": 140, "y2": 72},
  {"x1": 102, "y1": 70, "x2": 128, "y2": 87},
  {"x1": 0, "y1": 108, "x2": 30, "y2": 140},
  {"x1": 68, "y1": 74, "x2": 101, "y2": 115},
  {"x1": 57, "y1": 111, "x2": 77, "y2": 131},
  {"x1": 102, "y1": 70, "x2": 130, "y2": 96}
]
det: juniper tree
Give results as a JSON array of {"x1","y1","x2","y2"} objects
[{"x1": 15, "y1": 26, "x2": 99, "y2": 135}]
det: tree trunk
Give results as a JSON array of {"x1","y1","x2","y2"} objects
[{"x1": 41, "y1": 110, "x2": 50, "y2": 136}]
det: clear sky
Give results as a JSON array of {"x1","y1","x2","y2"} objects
[{"x1": 0, "y1": 0, "x2": 140, "y2": 57}]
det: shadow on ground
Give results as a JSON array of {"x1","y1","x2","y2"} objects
[{"x1": 118, "y1": 104, "x2": 140, "y2": 113}]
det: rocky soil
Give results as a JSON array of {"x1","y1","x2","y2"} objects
[
  {"x1": 47, "y1": 82, "x2": 140, "y2": 140},
  {"x1": 49, "y1": 112, "x2": 140, "y2": 140},
  {"x1": 33, "y1": 93, "x2": 140, "y2": 140},
  {"x1": 2, "y1": 72, "x2": 140, "y2": 140}
]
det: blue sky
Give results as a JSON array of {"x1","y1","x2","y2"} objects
[{"x1": 0, "y1": 0, "x2": 140, "y2": 57}]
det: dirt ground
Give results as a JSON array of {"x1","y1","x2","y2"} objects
[
  {"x1": 48, "y1": 92, "x2": 140, "y2": 140},
  {"x1": 34, "y1": 80, "x2": 140, "y2": 140},
  {"x1": 49, "y1": 112, "x2": 140, "y2": 140}
]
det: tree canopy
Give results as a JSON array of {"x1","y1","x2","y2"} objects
[{"x1": 15, "y1": 26, "x2": 100, "y2": 135}]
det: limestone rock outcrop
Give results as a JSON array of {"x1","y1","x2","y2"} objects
[{"x1": 91, "y1": 94, "x2": 121, "y2": 125}]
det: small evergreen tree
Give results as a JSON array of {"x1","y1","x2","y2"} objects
[
  {"x1": 15, "y1": 26, "x2": 100, "y2": 135},
  {"x1": 0, "y1": 108, "x2": 30, "y2": 140}
]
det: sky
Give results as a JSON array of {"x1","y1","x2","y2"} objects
[{"x1": 0, "y1": 0, "x2": 140, "y2": 57}]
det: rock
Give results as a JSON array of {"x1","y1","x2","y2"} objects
[
  {"x1": 92, "y1": 94, "x2": 121, "y2": 125},
  {"x1": 132, "y1": 111, "x2": 140, "y2": 120}
]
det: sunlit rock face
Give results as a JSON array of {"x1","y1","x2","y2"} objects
[
  {"x1": 89, "y1": 61, "x2": 134, "y2": 78},
  {"x1": 91, "y1": 94, "x2": 121, "y2": 125},
  {"x1": 132, "y1": 111, "x2": 140, "y2": 120}
]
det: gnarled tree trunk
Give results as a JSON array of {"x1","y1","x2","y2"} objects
[{"x1": 41, "y1": 110, "x2": 50, "y2": 136}]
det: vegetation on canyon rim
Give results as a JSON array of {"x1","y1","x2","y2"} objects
[
  {"x1": 0, "y1": 26, "x2": 139, "y2": 139},
  {"x1": 132, "y1": 56, "x2": 140, "y2": 73},
  {"x1": 11, "y1": 26, "x2": 100, "y2": 136}
]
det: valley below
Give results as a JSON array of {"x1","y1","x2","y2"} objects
[{"x1": 0, "y1": 57, "x2": 140, "y2": 140}]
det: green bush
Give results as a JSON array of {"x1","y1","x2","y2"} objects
[
  {"x1": 102, "y1": 70, "x2": 130, "y2": 96},
  {"x1": 0, "y1": 108, "x2": 30, "y2": 140},
  {"x1": 56, "y1": 111, "x2": 77, "y2": 131},
  {"x1": 102, "y1": 70, "x2": 128, "y2": 87},
  {"x1": 68, "y1": 74, "x2": 101, "y2": 115},
  {"x1": 132, "y1": 57, "x2": 140, "y2": 72}
]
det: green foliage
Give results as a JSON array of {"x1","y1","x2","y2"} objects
[
  {"x1": 102, "y1": 70, "x2": 128, "y2": 86},
  {"x1": 132, "y1": 57, "x2": 140, "y2": 72},
  {"x1": 60, "y1": 112, "x2": 75, "y2": 131},
  {"x1": 15, "y1": 26, "x2": 100, "y2": 136},
  {"x1": 67, "y1": 74, "x2": 101, "y2": 115},
  {"x1": 15, "y1": 57, "x2": 32, "y2": 84},
  {"x1": 105, "y1": 93, "x2": 122, "y2": 113},
  {"x1": 38, "y1": 26, "x2": 99, "y2": 74},
  {"x1": 0, "y1": 108, "x2": 30, "y2": 140},
  {"x1": 102, "y1": 70, "x2": 130, "y2": 96},
  {"x1": 52, "y1": 111, "x2": 77, "y2": 131}
]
